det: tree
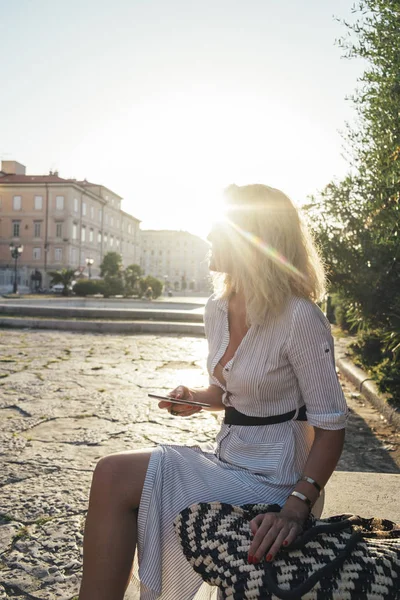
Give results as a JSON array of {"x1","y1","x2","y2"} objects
[
  {"x1": 124, "y1": 264, "x2": 142, "y2": 296},
  {"x1": 99, "y1": 252, "x2": 124, "y2": 297},
  {"x1": 100, "y1": 252, "x2": 123, "y2": 278},
  {"x1": 304, "y1": 1, "x2": 400, "y2": 403},
  {"x1": 48, "y1": 269, "x2": 75, "y2": 296}
]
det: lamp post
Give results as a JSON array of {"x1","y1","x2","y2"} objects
[
  {"x1": 86, "y1": 257, "x2": 94, "y2": 279},
  {"x1": 9, "y1": 243, "x2": 23, "y2": 294}
]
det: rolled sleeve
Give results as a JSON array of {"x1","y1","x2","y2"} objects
[{"x1": 287, "y1": 300, "x2": 349, "y2": 430}]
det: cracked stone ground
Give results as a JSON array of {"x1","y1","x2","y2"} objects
[{"x1": 0, "y1": 329, "x2": 399, "y2": 600}]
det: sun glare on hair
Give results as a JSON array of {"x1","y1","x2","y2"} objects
[{"x1": 227, "y1": 219, "x2": 306, "y2": 280}]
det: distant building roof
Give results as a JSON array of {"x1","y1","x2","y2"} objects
[{"x1": 0, "y1": 174, "x2": 71, "y2": 184}]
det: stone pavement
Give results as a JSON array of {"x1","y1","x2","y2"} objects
[{"x1": 0, "y1": 329, "x2": 399, "y2": 600}]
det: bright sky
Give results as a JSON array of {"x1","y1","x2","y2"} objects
[{"x1": 0, "y1": 0, "x2": 363, "y2": 239}]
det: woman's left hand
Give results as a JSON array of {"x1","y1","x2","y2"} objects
[{"x1": 248, "y1": 509, "x2": 307, "y2": 564}]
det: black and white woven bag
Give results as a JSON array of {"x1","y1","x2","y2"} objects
[{"x1": 174, "y1": 502, "x2": 400, "y2": 600}]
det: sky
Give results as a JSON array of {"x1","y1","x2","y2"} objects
[{"x1": 0, "y1": 0, "x2": 364, "y2": 239}]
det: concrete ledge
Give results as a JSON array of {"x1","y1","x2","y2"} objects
[
  {"x1": 0, "y1": 317, "x2": 205, "y2": 336},
  {"x1": 323, "y1": 471, "x2": 400, "y2": 522},
  {"x1": 0, "y1": 303, "x2": 204, "y2": 322},
  {"x1": 337, "y1": 357, "x2": 400, "y2": 430}
]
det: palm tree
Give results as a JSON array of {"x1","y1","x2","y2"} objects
[{"x1": 48, "y1": 269, "x2": 76, "y2": 296}]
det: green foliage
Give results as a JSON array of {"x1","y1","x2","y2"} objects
[
  {"x1": 374, "y1": 359, "x2": 400, "y2": 407},
  {"x1": 139, "y1": 275, "x2": 163, "y2": 299},
  {"x1": 99, "y1": 252, "x2": 124, "y2": 296},
  {"x1": 100, "y1": 252, "x2": 123, "y2": 278},
  {"x1": 48, "y1": 269, "x2": 75, "y2": 296},
  {"x1": 333, "y1": 300, "x2": 358, "y2": 333},
  {"x1": 304, "y1": 1, "x2": 400, "y2": 404},
  {"x1": 124, "y1": 264, "x2": 142, "y2": 296},
  {"x1": 349, "y1": 330, "x2": 385, "y2": 368},
  {"x1": 73, "y1": 279, "x2": 106, "y2": 296},
  {"x1": 103, "y1": 275, "x2": 125, "y2": 297}
]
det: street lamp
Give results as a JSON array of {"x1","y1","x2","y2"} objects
[
  {"x1": 9, "y1": 243, "x2": 23, "y2": 294},
  {"x1": 85, "y1": 257, "x2": 94, "y2": 279}
]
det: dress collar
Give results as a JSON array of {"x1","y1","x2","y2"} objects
[{"x1": 214, "y1": 296, "x2": 228, "y2": 313}]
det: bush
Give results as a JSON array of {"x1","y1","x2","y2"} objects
[
  {"x1": 334, "y1": 299, "x2": 357, "y2": 333},
  {"x1": 349, "y1": 328, "x2": 400, "y2": 409},
  {"x1": 374, "y1": 359, "x2": 400, "y2": 409},
  {"x1": 139, "y1": 276, "x2": 163, "y2": 299},
  {"x1": 73, "y1": 280, "x2": 107, "y2": 296},
  {"x1": 103, "y1": 276, "x2": 124, "y2": 297},
  {"x1": 349, "y1": 329, "x2": 385, "y2": 368}
]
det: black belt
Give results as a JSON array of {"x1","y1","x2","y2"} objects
[{"x1": 224, "y1": 404, "x2": 307, "y2": 426}]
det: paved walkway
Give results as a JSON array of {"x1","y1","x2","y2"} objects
[{"x1": 0, "y1": 329, "x2": 399, "y2": 599}]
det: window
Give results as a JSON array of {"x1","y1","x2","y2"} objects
[
  {"x1": 105, "y1": 213, "x2": 108, "y2": 225},
  {"x1": 56, "y1": 196, "x2": 64, "y2": 210},
  {"x1": 110, "y1": 216, "x2": 114, "y2": 227},
  {"x1": 89, "y1": 228, "x2": 94, "y2": 243},
  {"x1": 33, "y1": 247, "x2": 41, "y2": 260},
  {"x1": 74, "y1": 198, "x2": 79, "y2": 212},
  {"x1": 98, "y1": 232, "x2": 102, "y2": 244},
  {"x1": 12, "y1": 221, "x2": 20, "y2": 237},
  {"x1": 81, "y1": 226, "x2": 86, "y2": 242},
  {"x1": 110, "y1": 235, "x2": 114, "y2": 247},
  {"x1": 56, "y1": 222, "x2": 63, "y2": 238},
  {"x1": 82, "y1": 201, "x2": 87, "y2": 216},
  {"x1": 70, "y1": 247, "x2": 78, "y2": 264},
  {"x1": 90, "y1": 205, "x2": 94, "y2": 220},
  {"x1": 55, "y1": 248, "x2": 62, "y2": 262},
  {"x1": 72, "y1": 223, "x2": 78, "y2": 240},
  {"x1": 128, "y1": 224, "x2": 132, "y2": 234},
  {"x1": 104, "y1": 233, "x2": 108, "y2": 245},
  {"x1": 13, "y1": 196, "x2": 22, "y2": 210},
  {"x1": 99, "y1": 209, "x2": 102, "y2": 222},
  {"x1": 34, "y1": 196, "x2": 43, "y2": 210},
  {"x1": 34, "y1": 222, "x2": 41, "y2": 237}
]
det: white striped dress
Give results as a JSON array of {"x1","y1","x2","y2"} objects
[{"x1": 134, "y1": 295, "x2": 348, "y2": 599}]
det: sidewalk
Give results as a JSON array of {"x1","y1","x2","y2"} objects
[{"x1": 0, "y1": 329, "x2": 399, "y2": 599}]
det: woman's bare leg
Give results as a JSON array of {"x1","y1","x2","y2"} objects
[{"x1": 78, "y1": 448, "x2": 153, "y2": 600}]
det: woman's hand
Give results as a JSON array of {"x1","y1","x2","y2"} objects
[
  {"x1": 248, "y1": 507, "x2": 307, "y2": 564},
  {"x1": 158, "y1": 385, "x2": 202, "y2": 418}
]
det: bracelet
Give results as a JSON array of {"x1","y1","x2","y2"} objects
[
  {"x1": 299, "y1": 476, "x2": 322, "y2": 494},
  {"x1": 290, "y1": 490, "x2": 312, "y2": 508}
]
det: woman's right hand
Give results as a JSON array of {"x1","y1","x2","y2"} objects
[{"x1": 158, "y1": 385, "x2": 202, "y2": 417}]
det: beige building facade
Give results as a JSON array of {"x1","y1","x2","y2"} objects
[
  {"x1": 140, "y1": 229, "x2": 210, "y2": 292},
  {"x1": 0, "y1": 161, "x2": 140, "y2": 292}
]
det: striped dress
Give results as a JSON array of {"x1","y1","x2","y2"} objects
[{"x1": 134, "y1": 295, "x2": 348, "y2": 600}]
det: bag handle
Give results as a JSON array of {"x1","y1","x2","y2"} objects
[{"x1": 262, "y1": 519, "x2": 364, "y2": 600}]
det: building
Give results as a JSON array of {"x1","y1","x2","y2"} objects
[
  {"x1": 0, "y1": 161, "x2": 141, "y2": 292},
  {"x1": 140, "y1": 229, "x2": 210, "y2": 292}
]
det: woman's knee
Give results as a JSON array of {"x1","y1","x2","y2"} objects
[{"x1": 91, "y1": 450, "x2": 152, "y2": 509}]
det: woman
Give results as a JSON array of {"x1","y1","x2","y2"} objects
[{"x1": 79, "y1": 184, "x2": 348, "y2": 600}]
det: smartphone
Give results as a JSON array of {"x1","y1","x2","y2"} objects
[{"x1": 147, "y1": 393, "x2": 212, "y2": 408}]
